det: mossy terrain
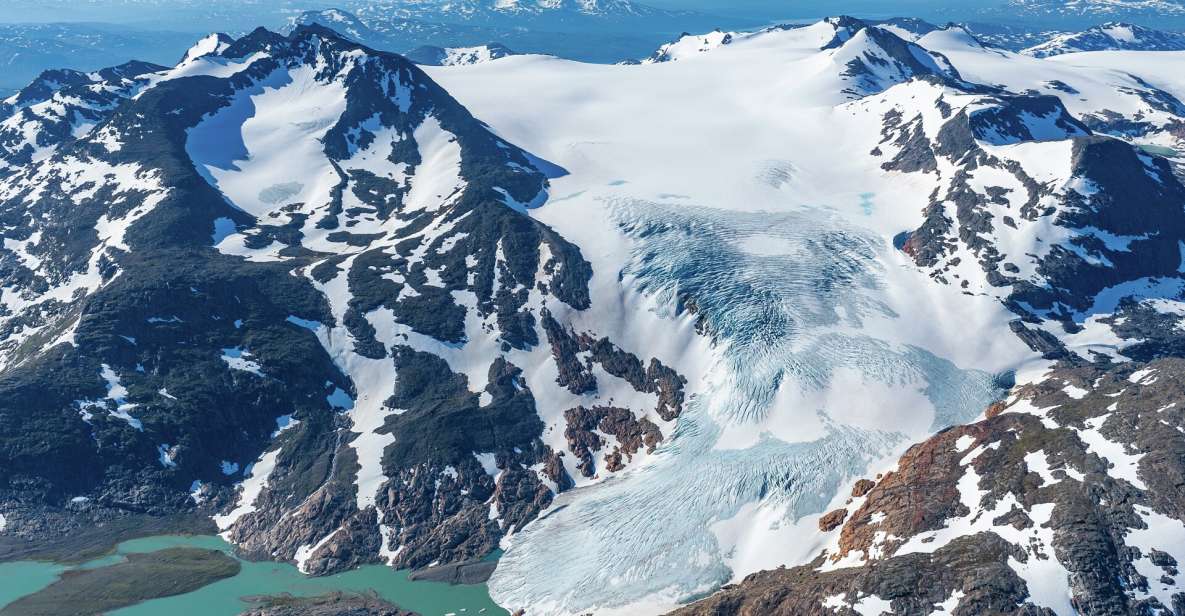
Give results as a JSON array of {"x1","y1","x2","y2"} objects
[{"x1": 0, "y1": 547, "x2": 239, "y2": 616}]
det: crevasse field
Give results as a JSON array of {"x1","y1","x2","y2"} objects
[
  {"x1": 7, "y1": 10, "x2": 1185, "y2": 616},
  {"x1": 424, "y1": 23, "x2": 1058, "y2": 613}
]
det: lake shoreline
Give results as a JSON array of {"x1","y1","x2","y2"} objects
[{"x1": 0, "y1": 533, "x2": 509, "y2": 616}]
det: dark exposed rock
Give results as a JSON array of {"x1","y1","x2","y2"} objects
[
  {"x1": 241, "y1": 592, "x2": 417, "y2": 616},
  {"x1": 818, "y1": 508, "x2": 847, "y2": 532},
  {"x1": 851, "y1": 478, "x2": 876, "y2": 498},
  {"x1": 564, "y1": 405, "x2": 663, "y2": 478},
  {"x1": 0, "y1": 23, "x2": 595, "y2": 580},
  {"x1": 881, "y1": 116, "x2": 938, "y2": 174},
  {"x1": 672, "y1": 356, "x2": 1185, "y2": 615},
  {"x1": 1008, "y1": 320, "x2": 1070, "y2": 360},
  {"x1": 541, "y1": 309, "x2": 596, "y2": 394},
  {"x1": 541, "y1": 310, "x2": 687, "y2": 419},
  {"x1": 408, "y1": 559, "x2": 497, "y2": 584}
]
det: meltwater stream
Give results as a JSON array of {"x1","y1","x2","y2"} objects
[{"x1": 489, "y1": 200, "x2": 1009, "y2": 614}]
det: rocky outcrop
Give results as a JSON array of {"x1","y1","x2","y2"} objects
[
  {"x1": 542, "y1": 309, "x2": 688, "y2": 419},
  {"x1": 818, "y1": 509, "x2": 847, "y2": 532},
  {"x1": 241, "y1": 593, "x2": 417, "y2": 616},
  {"x1": 0, "y1": 24, "x2": 595, "y2": 580},
  {"x1": 881, "y1": 82, "x2": 1185, "y2": 319},
  {"x1": 564, "y1": 406, "x2": 663, "y2": 477},
  {"x1": 672, "y1": 355, "x2": 1185, "y2": 615}
]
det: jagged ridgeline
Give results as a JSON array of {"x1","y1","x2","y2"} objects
[
  {"x1": 7, "y1": 11, "x2": 1185, "y2": 616},
  {"x1": 0, "y1": 24, "x2": 686, "y2": 575}
]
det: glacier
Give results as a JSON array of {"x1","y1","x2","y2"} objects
[
  {"x1": 489, "y1": 199, "x2": 1011, "y2": 613},
  {"x1": 416, "y1": 24, "x2": 1051, "y2": 614}
]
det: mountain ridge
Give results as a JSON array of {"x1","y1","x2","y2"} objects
[{"x1": 4, "y1": 13, "x2": 1185, "y2": 616}]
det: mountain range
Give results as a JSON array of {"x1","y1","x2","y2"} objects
[
  {"x1": 642, "y1": 18, "x2": 1185, "y2": 64},
  {"x1": 0, "y1": 22, "x2": 196, "y2": 94},
  {"x1": 286, "y1": 4, "x2": 741, "y2": 63},
  {"x1": 2, "y1": 9, "x2": 1185, "y2": 616},
  {"x1": 1020, "y1": 21, "x2": 1185, "y2": 56}
]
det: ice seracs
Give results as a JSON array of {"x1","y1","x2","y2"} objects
[
  {"x1": 428, "y1": 14, "x2": 1185, "y2": 614},
  {"x1": 5, "y1": 13, "x2": 1185, "y2": 616}
]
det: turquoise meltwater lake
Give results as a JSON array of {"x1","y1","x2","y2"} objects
[{"x1": 0, "y1": 535, "x2": 508, "y2": 616}]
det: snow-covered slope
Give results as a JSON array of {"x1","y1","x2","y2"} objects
[
  {"x1": 344, "y1": 0, "x2": 674, "y2": 23},
  {"x1": 5, "y1": 13, "x2": 1185, "y2": 616},
  {"x1": 642, "y1": 30, "x2": 742, "y2": 63},
  {"x1": 426, "y1": 16, "x2": 1185, "y2": 614},
  {"x1": 404, "y1": 42, "x2": 517, "y2": 66},
  {"x1": 1008, "y1": 0, "x2": 1185, "y2": 18},
  {"x1": 919, "y1": 25, "x2": 1185, "y2": 153},
  {"x1": 1022, "y1": 22, "x2": 1185, "y2": 56}
]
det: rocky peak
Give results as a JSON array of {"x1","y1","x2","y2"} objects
[
  {"x1": 404, "y1": 42, "x2": 518, "y2": 66},
  {"x1": 0, "y1": 60, "x2": 165, "y2": 171},
  {"x1": 643, "y1": 29, "x2": 736, "y2": 63},
  {"x1": 177, "y1": 32, "x2": 235, "y2": 66},
  {"x1": 0, "y1": 22, "x2": 696, "y2": 586},
  {"x1": 1023, "y1": 21, "x2": 1185, "y2": 57},
  {"x1": 823, "y1": 18, "x2": 964, "y2": 97}
]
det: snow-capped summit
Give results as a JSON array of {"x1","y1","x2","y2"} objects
[
  {"x1": 1009, "y1": 0, "x2": 1185, "y2": 18},
  {"x1": 404, "y1": 42, "x2": 517, "y2": 66},
  {"x1": 643, "y1": 30, "x2": 736, "y2": 63},
  {"x1": 822, "y1": 17, "x2": 964, "y2": 97},
  {"x1": 869, "y1": 17, "x2": 942, "y2": 42},
  {"x1": 377, "y1": 0, "x2": 666, "y2": 20},
  {"x1": 0, "y1": 23, "x2": 602, "y2": 581},
  {"x1": 912, "y1": 24, "x2": 990, "y2": 51},
  {"x1": 177, "y1": 32, "x2": 234, "y2": 66},
  {"x1": 283, "y1": 8, "x2": 387, "y2": 44},
  {"x1": 637, "y1": 16, "x2": 960, "y2": 91},
  {"x1": 1022, "y1": 22, "x2": 1185, "y2": 57}
]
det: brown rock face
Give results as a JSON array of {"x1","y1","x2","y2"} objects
[
  {"x1": 669, "y1": 356, "x2": 1185, "y2": 616},
  {"x1": 564, "y1": 405, "x2": 663, "y2": 478},
  {"x1": 818, "y1": 509, "x2": 847, "y2": 532},
  {"x1": 850, "y1": 479, "x2": 875, "y2": 498},
  {"x1": 540, "y1": 308, "x2": 689, "y2": 478},
  {"x1": 835, "y1": 422, "x2": 987, "y2": 562},
  {"x1": 985, "y1": 400, "x2": 1007, "y2": 418}
]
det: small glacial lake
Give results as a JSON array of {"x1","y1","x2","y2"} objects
[{"x1": 0, "y1": 534, "x2": 507, "y2": 616}]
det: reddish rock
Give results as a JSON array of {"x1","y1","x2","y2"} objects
[
  {"x1": 818, "y1": 509, "x2": 848, "y2": 532},
  {"x1": 850, "y1": 479, "x2": 875, "y2": 498}
]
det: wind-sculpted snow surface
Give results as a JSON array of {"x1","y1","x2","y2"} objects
[{"x1": 489, "y1": 200, "x2": 1009, "y2": 613}]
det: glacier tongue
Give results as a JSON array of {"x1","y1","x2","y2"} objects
[{"x1": 489, "y1": 199, "x2": 1010, "y2": 614}]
